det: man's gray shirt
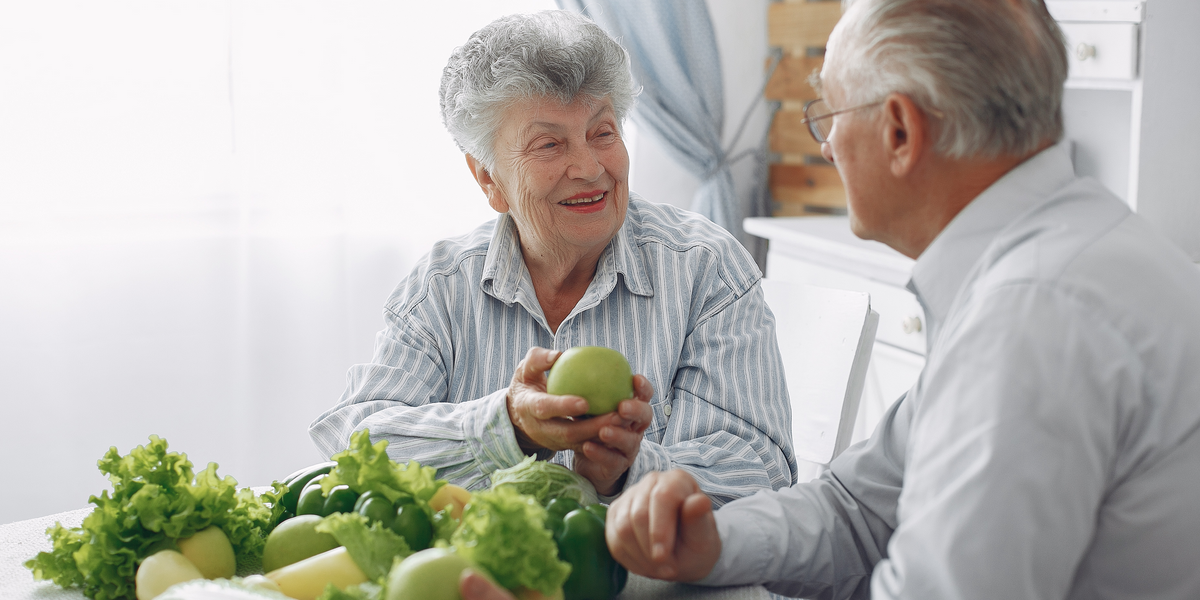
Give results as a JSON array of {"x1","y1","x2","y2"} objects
[{"x1": 703, "y1": 143, "x2": 1200, "y2": 599}]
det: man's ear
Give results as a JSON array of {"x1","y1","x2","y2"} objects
[
  {"x1": 881, "y1": 93, "x2": 929, "y2": 178},
  {"x1": 465, "y1": 154, "x2": 508, "y2": 213}
]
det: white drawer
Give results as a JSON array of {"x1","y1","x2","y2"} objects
[
  {"x1": 1059, "y1": 22, "x2": 1139, "y2": 80},
  {"x1": 765, "y1": 251, "x2": 927, "y2": 355}
]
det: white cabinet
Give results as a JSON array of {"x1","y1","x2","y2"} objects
[
  {"x1": 745, "y1": 216, "x2": 922, "y2": 444},
  {"x1": 1048, "y1": 0, "x2": 1200, "y2": 262}
]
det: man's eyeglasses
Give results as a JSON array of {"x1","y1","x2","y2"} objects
[{"x1": 800, "y1": 98, "x2": 884, "y2": 144}]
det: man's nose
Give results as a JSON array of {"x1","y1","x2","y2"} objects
[{"x1": 821, "y1": 141, "x2": 835, "y2": 165}]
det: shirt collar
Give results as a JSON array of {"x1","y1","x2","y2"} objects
[
  {"x1": 908, "y1": 141, "x2": 1076, "y2": 347},
  {"x1": 481, "y1": 197, "x2": 655, "y2": 308}
]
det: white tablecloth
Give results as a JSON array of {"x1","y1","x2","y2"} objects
[{"x1": 1, "y1": 508, "x2": 768, "y2": 600}]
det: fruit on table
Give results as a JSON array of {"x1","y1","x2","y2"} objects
[
  {"x1": 266, "y1": 546, "x2": 367, "y2": 600},
  {"x1": 261, "y1": 514, "x2": 341, "y2": 574},
  {"x1": 546, "y1": 504, "x2": 627, "y2": 600},
  {"x1": 175, "y1": 525, "x2": 236, "y2": 579},
  {"x1": 295, "y1": 476, "x2": 362, "y2": 518},
  {"x1": 546, "y1": 347, "x2": 634, "y2": 415},
  {"x1": 135, "y1": 550, "x2": 204, "y2": 600},
  {"x1": 353, "y1": 490, "x2": 396, "y2": 529},
  {"x1": 429, "y1": 483, "x2": 472, "y2": 520},
  {"x1": 385, "y1": 547, "x2": 476, "y2": 600},
  {"x1": 391, "y1": 501, "x2": 434, "y2": 551},
  {"x1": 278, "y1": 461, "x2": 336, "y2": 519}
]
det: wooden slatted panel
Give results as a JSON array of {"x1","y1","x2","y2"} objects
[
  {"x1": 767, "y1": 0, "x2": 845, "y2": 217},
  {"x1": 765, "y1": 55, "x2": 824, "y2": 101},
  {"x1": 770, "y1": 108, "x2": 823, "y2": 156},
  {"x1": 770, "y1": 164, "x2": 845, "y2": 212},
  {"x1": 768, "y1": 1, "x2": 844, "y2": 50}
]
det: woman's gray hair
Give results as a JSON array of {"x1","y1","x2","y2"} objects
[
  {"x1": 439, "y1": 10, "x2": 637, "y2": 170},
  {"x1": 823, "y1": 0, "x2": 1068, "y2": 159}
]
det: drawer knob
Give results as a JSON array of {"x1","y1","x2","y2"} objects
[
  {"x1": 902, "y1": 315, "x2": 923, "y2": 334},
  {"x1": 1075, "y1": 42, "x2": 1097, "y2": 62}
]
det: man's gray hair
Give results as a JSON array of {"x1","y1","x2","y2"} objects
[
  {"x1": 825, "y1": 0, "x2": 1068, "y2": 158},
  {"x1": 439, "y1": 10, "x2": 637, "y2": 170}
]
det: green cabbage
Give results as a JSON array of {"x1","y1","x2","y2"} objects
[
  {"x1": 451, "y1": 487, "x2": 571, "y2": 594},
  {"x1": 489, "y1": 456, "x2": 599, "y2": 507}
]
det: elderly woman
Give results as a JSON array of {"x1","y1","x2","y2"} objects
[{"x1": 308, "y1": 10, "x2": 794, "y2": 504}]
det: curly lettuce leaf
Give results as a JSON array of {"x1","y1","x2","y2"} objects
[
  {"x1": 316, "y1": 512, "x2": 411, "y2": 580},
  {"x1": 451, "y1": 487, "x2": 571, "y2": 595},
  {"x1": 24, "y1": 435, "x2": 281, "y2": 600},
  {"x1": 321, "y1": 430, "x2": 443, "y2": 506},
  {"x1": 490, "y1": 455, "x2": 599, "y2": 507}
]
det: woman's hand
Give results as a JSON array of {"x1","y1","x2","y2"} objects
[
  {"x1": 606, "y1": 469, "x2": 722, "y2": 582},
  {"x1": 573, "y1": 376, "x2": 653, "y2": 495},
  {"x1": 506, "y1": 347, "x2": 653, "y2": 495}
]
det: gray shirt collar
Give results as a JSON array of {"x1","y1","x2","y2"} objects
[{"x1": 908, "y1": 142, "x2": 1077, "y2": 349}]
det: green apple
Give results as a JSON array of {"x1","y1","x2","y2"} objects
[
  {"x1": 261, "y1": 515, "x2": 341, "y2": 573},
  {"x1": 546, "y1": 346, "x2": 634, "y2": 416},
  {"x1": 135, "y1": 550, "x2": 204, "y2": 600},
  {"x1": 175, "y1": 526, "x2": 235, "y2": 579},
  {"x1": 386, "y1": 547, "x2": 477, "y2": 600}
]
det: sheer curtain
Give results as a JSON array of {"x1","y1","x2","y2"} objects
[
  {"x1": 0, "y1": 0, "x2": 554, "y2": 524},
  {"x1": 557, "y1": 0, "x2": 772, "y2": 250}
]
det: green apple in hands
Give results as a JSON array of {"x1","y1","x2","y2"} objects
[{"x1": 546, "y1": 346, "x2": 634, "y2": 416}]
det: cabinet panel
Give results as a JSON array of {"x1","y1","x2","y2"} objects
[
  {"x1": 1059, "y1": 22, "x2": 1139, "y2": 80},
  {"x1": 767, "y1": 251, "x2": 927, "y2": 355}
]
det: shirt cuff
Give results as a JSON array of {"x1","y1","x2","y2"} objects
[
  {"x1": 461, "y1": 388, "x2": 530, "y2": 482},
  {"x1": 695, "y1": 494, "x2": 775, "y2": 587}
]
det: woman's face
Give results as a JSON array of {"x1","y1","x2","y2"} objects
[{"x1": 476, "y1": 95, "x2": 629, "y2": 260}]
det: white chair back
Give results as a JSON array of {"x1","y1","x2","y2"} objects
[{"x1": 761, "y1": 279, "x2": 879, "y2": 475}]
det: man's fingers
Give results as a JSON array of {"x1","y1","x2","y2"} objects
[
  {"x1": 648, "y1": 476, "x2": 684, "y2": 563},
  {"x1": 616, "y1": 397, "x2": 653, "y2": 431},
  {"x1": 459, "y1": 569, "x2": 513, "y2": 600}
]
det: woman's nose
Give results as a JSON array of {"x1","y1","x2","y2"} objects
[{"x1": 569, "y1": 146, "x2": 604, "y2": 181}]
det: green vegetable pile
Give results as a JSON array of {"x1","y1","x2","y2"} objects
[
  {"x1": 25, "y1": 430, "x2": 628, "y2": 600},
  {"x1": 24, "y1": 435, "x2": 285, "y2": 600}
]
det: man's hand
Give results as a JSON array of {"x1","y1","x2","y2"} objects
[
  {"x1": 507, "y1": 347, "x2": 653, "y2": 495},
  {"x1": 606, "y1": 469, "x2": 722, "y2": 582},
  {"x1": 459, "y1": 569, "x2": 514, "y2": 600}
]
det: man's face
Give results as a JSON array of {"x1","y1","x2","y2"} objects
[{"x1": 819, "y1": 80, "x2": 897, "y2": 243}]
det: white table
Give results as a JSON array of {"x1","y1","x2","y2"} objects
[{"x1": 1, "y1": 508, "x2": 769, "y2": 600}]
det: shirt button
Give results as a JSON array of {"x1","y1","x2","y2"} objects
[{"x1": 664, "y1": 405, "x2": 672, "y2": 417}]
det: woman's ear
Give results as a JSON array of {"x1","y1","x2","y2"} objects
[
  {"x1": 465, "y1": 154, "x2": 508, "y2": 213},
  {"x1": 881, "y1": 92, "x2": 928, "y2": 178}
]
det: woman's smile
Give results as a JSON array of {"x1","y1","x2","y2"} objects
[{"x1": 560, "y1": 190, "x2": 608, "y2": 213}]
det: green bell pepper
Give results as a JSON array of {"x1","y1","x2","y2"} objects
[{"x1": 545, "y1": 502, "x2": 628, "y2": 600}]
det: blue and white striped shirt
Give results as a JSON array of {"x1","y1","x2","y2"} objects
[{"x1": 309, "y1": 196, "x2": 796, "y2": 504}]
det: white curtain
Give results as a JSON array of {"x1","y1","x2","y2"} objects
[{"x1": 0, "y1": 0, "x2": 555, "y2": 524}]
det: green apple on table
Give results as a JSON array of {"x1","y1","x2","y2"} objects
[{"x1": 546, "y1": 346, "x2": 634, "y2": 416}]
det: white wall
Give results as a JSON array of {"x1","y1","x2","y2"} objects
[
  {"x1": 0, "y1": 0, "x2": 769, "y2": 525},
  {"x1": 0, "y1": 0, "x2": 556, "y2": 524}
]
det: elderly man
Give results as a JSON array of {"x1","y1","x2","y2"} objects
[{"x1": 601, "y1": 0, "x2": 1200, "y2": 599}]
